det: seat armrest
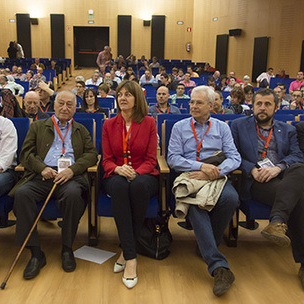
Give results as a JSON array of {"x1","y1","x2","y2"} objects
[{"x1": 15, "y1": 164, "x2": 24, "y2": 172}]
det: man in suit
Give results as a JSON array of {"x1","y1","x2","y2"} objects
[
  {"x1": 231, "y1": 88, "x2": 304, "y2": 289},
  {"x1": 10, "y1": 90, "x2": 98, "y2": 280}
]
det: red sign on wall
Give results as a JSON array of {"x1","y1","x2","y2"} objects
[{"x1": 187, "y1": 27, "x2": 191, "y2": 32}]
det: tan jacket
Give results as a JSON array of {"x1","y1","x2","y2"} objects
[{"x1": 172, "y1": 172, "x2": 227, "y2": 219}]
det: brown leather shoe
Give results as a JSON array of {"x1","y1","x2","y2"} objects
[
  {"x1": 299, "y1": 268, "x2": 304, "y2": 290},
  {"x1": 213, "y1": 267, "x2": 235, "y2": 297},
  {"x1": 261, "y1": 221, "x2": 291, "y2": 247}
]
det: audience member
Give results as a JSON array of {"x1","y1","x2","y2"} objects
[
  {"x1": 37, "y1": 81, "x2": 55, "y2": 112},
  {"x1": 290, "y1": 90, "x2": 303, "y2": 110},
  {"x1": 157, "y1": 73, "x2": 176, "y2": 90},
  {"x1": 85, "y1": 71, "x2": 103, "y2": 86},
  {"x1": 231, "y1": 88, "x2": 304, "y2": 290},
  {"x1": 77, "y1": 88, "x2": 107, "y2": 115},
  {"x1": 96, "y1": 46, "x2": 112, "y2": 69},
  {"x1": 187, "y1": 66, "x2": 199, "y2": 78},
  {"x1": 10, "y1": 90, "x2": 98, "y2": 280},
  {"x1": 170, "y1": 83, "x2": 190, "y2": 104},
  {"x1": 256, "y1": 68, "x2": 274, "y2": 88},
  {"x1": 7, "y1": 41, "x2": 17, "y2": 59},
  {"x1": 15, "y1": 41, "x2": 24, "y2": 59},
  {"x1": 102, "y1": 80, "x2": 159, "y2": 289},
  {"x1": 0, "y1": 75, "x2": 24, "y2": 96},
  {"x1": 139, "y1": 69, "x2": 156, "y2": 86},
  {"x1": 167, "y1": 85, "x2": 240, "y2": 297},
  {"x1": 23, "y1": 91, "x2": 49, "y2": 121},
  {"x1": 211, "y1": 91, "x2": 233, "y2": 114},
  {"x1": 148, "y1": 86, "x2": 181, "y2": 118},
  {"x1": 289, "y1": 71, "x2": 304, "y2": 94},
  {"x1": 179, "y1": 72, "x2": 196, "y2": 87},
  {"x1": 149, "y1": 56, "x2": 160, "y2": 68},
  {"x1": 0, "y1": 115, "x2": 17, "y2": 196},
  {"x1": 273, "y1": 86, "x2": 289, "y2": 109},
  {"x1": 244, "y1": 85, "x2": 255, "y2": 106},
  {"x1": 30, "y1": 58, "x2": 46, "y2": 70}
]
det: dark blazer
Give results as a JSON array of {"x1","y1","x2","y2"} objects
[
  {"x1": 231, "y1": 116, "x2": 304, "y2": 199},
  {"x1": 295, "y1": 121, "x2": 304, "y2": 154},
  {"x1": 102, "y1": 114, "x2": 159, "y2": 178},
  {"x1": 9, "y1": 117, "x2": 98, "y2": 196}
]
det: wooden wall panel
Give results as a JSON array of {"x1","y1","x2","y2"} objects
[
  {"x1": 50, "y1": 14, "x2": 65, "y2": 59},
  {"x1": 16, "y1": 13, "x2": 31, "y2": 58},
  {"x1": 0, "y1": 0, "x2": 303, "y2": 76},
  {"x1": 117, "y1": 15, "x2": 131, "y2": 58}
]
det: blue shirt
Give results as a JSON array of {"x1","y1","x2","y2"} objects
[
  {"x1": 44, "y1": 116, "x2": 75, "y2": 167},
  {"x1": 167, "y1": 117, "x2": 241, "y2": 176}
]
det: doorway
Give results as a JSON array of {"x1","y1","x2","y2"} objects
[{"x1": 74, "y1": 26, "x2": 109, "y2": 67}]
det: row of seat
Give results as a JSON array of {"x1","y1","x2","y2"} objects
[{"x1": 1, "y1": 113, "x2": 302, "y2": 247}]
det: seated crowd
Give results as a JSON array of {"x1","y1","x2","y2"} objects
[{"x1": 1, "y1": 54, "x2": 304, "y2": 297}]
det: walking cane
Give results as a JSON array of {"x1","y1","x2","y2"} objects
[{"x1": 1, "y1": 183, "x2": 57, "y2": 290}]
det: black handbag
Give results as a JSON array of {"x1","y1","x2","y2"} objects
[{"x1": 136, "y1": 211, "x2": 172, "y2": 260}]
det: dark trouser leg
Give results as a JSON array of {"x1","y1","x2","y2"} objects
[
  {"x1": 287, "y1": 199, "x2": 304, "y2": 264},
  {"x1": 250, "y1": 163, "x2": 304, "y2": 223},
  {"x1": 104, "y1": 175, "x2": 136, "y2": 260},
  {"x1": 0, "y1": 169, "x2": 17, "y2": 197},
  {"x1": 14, "y1": 176, "x2": 54, "y2": 247},
  {"x1": 129, "y1": 175, "x2": 158, "y2": 240},
  {"x1": 250, "y1": 163, "x2": 304, "y2": 264},
  {"x1": 209, "y1": 181, "x2": 240, "y2": 246},
  {"x1": 187, "y1": 182, "x2": 239, "y2": 275},
  {"x1": 55, "y1": 176, "x2": 88, "y2": 248}
]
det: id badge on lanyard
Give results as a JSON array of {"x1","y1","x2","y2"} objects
[{"x1": 58, "y1": 157, "x2": 72, "y2": 173}]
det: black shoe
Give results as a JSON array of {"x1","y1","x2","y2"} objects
[
  {"x1": 62, "y1": 251, "x2": 76, "y2": 272},
  {"x1": 23, "y1": 253, "x2": 46, "y2": 280},
  {"x1": 213, "y1": 267, "x2": 235, "y2": 297}
]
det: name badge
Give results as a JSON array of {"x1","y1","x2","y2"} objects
[
  {"x1": 57, "y1": 157, "x2": 72, "y2": 173},
  {"x1": 257, "y1": 157, "x2": 275, "y2": 168}
]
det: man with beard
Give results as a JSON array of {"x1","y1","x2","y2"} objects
[{"x1": 231, "y1": 88, "x2": 304, "y2": 289}]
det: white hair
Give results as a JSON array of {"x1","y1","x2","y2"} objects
[{"x1": 191, "y1": 85, "x2": 215, "y2": 104}]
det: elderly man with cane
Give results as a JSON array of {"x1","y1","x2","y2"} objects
[{"x1": 8, "y1": 90, "x2": 98, "y2": 281}]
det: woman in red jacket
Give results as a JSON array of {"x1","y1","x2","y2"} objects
[{"x1": 102, "y1": 80, "x2": 159, "y2": 289}]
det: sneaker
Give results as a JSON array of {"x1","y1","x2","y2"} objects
[
  {"x1": 261, "y1": 221, "x2": 291, "y2": 247},
  {"x1": 213, "y1": 267, "x2": 235, "y2": 297}
]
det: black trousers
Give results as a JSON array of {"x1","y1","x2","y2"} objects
[
  {"x1": 250, "y1": 163, "x2": 304, "y2": 264},
  {"x1": 104, "y1": 174, "x2": 158, "y2": 260},
  {"x1": 14, "y1": 175, "x2": 88, "y2": 248}
]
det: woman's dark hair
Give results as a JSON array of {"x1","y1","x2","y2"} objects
[
  {"x1": 244, "y1": 85, "x2": 254, "y2": 94},
  {"x1": 83, "y1": 88, "x2": 99, "y2": 110},
  {"x1": 98, "y1": 83, "x2": 110, "y2": 94},
  {"x1": 230, "y1": 88, "x2": 245, "y2": 104},
  {"x1": 116, "y1": 80, "x2": 148, "y2": 123}
]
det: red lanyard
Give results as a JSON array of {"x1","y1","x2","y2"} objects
[
  {"x1": 212, "y1": 108, "x2": 224, "y2": 114},
  {"x1": 156, "y1": 106, "x2": 170, "y2": 114},
  {"x1": 191, "y1": 119, "x2": 212, "y2": 161},
  {"x1": 51, "y1": 115, "x2": 73, "y2": 155},
  {"x1": 39, "y1": 104, "x2": 50, "y2": 113},
  {"x1": 256, "y1": 123, "x2": 273, "y2": 159},
  {"x1": 122, "y1": 121, "x2": 133, "y2": 164}
]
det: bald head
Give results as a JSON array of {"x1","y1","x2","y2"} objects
[{"x1": 24, "y1": 91, "x2": 40, "y2": 115}]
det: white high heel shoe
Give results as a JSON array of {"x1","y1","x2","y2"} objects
[
  {"x1": 114, "y1": 262, "x2": 125, "y2": 273},
  {"x1": 122, "y1": 276, "x2": 138, "y2": 289}
]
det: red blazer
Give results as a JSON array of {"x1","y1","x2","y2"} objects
[{"x1": 102, "y1": 114, "x2": 159, "y2": 178}]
